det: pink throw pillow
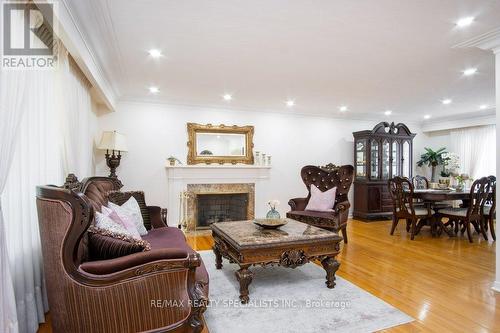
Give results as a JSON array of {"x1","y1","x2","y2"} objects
[
  {"x1": 305, "y1": 185, "x2": 337, "y2": 212},
  {"x1": 101, "y1": 205, "x2": 141, "y2": 240}
]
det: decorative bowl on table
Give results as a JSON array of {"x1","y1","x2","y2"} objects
[
  {"x1": 437, "y1": 183, "x2": 449, "y2": 189},
  {"x1": 253, "y1": 218, "x2": 289, "y2": 229}
]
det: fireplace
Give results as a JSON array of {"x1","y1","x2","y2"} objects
[
  {"x1": 196, "y1": 193, "x2": 249, "y2": 228},
  {"x1": 183, "y1": 183, "x2": 255, "y2": 231}
]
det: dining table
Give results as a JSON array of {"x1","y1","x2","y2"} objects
[
  {"x1": 413, "y1": 188, "x2": 470, "y2": 202},
  {"x1": 412, "y1": 188, "x2": 470, "y2": 237}
]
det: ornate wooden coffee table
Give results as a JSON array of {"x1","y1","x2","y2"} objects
[{"x1": 211, "y1": 219, "x2": 343, "y2": 303}]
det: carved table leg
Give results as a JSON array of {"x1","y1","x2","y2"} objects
[
  {"x1": 235, "y1": 265, "x2": 253, "y2": 303},
  {"x1": 321, "y1": 257, "x2": 340, "y2": 289},
  {"x1": 213, "y1": 245, "x2": 223, "y2": 269}
]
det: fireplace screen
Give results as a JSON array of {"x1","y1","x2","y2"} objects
[{"x1": 196, "y1": 193, "x2": 248, "y2": 228}]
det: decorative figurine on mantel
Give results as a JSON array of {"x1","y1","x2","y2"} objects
[{"x1": 167, "y1": 156, "x2": 182, "y2": 166}]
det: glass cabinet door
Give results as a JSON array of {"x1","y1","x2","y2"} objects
[
  {"x1": 382, "y1": 140, "x2": 390, "y2": 179},
  {"x1": 391, "y1": 141, "x2": 399, "y2": 177},
  {"x1": 370, "y1": 140, "x2": 379, "y2": 179},
  {"x1": 355, "y1": 139, "x2": 367, "y2": 178},
  {"x1": 402, "y1": 141, "x2": 410, "y2": 178}
]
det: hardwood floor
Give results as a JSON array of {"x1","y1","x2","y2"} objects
[{"x1": 38, "y1": 219, "x2": 499, "y2": 332}]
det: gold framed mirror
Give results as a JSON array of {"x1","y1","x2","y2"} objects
[{"x1": 187, "y1": 123, "x2": 254, "y2": 165}]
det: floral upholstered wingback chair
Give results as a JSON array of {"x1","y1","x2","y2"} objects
[{"x1": 287, "y1": 164, "x2": 354, "y2": 243}]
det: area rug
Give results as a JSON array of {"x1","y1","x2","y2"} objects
[{"x1": 200, "y1": 251, "x2": 413, "y2": 333}]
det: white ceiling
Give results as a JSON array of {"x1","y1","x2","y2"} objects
[{"x1": 65, "y1": 0, "x2": 500, "y2": 122}]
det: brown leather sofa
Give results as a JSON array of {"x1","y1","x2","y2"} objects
[
  {"x1": 287, "y1": 164, "x2": 354, "y2": 243},
  {"x1": 36, "y1": 175, "x2": 209, "y2": 333}
]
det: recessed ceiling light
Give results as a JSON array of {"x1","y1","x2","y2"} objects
[
  {"x1": 339, "y1": 105, "x2": 348, "y2": 112},
  {"x1": 424, "y1": 114, "x2": 431, "y2": 119},
  {"x1": 384, "y1": 110, "x2": 392, "y2": 116},
  {"x1": 479, "y1": 104, "x2": 488, "y2": 110},
  {"x1": 442, "y1": 99, "x2": 452, "y2": 105},
  {"x1": 148, "y1": 86, "x2": 159, "y2": 94},
  {"x1": 223, "y1": 94, "x2": 232, "y2": 101},
  {"x1": 286, "y1": 100, "x2": 295, "y2": 107},
  {"x1": 463, "y1": 67, "x2": 477, "y2": 76},
  {"x1": 456, "y1": 16, "x2": 474, "y2": 28},
  {"x1": 148, "y1": 49, "x2": 162, "y2": 58}
]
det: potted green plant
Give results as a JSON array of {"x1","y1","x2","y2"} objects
[
  {"x1": 417, "y1": 147, "x2": 448, "y2": 182},
  {"x1": 454, "y1": 174, "x2": 471, "y2": 192},
  {"x1": 167, "y1": 156, "x2": 182, "y2": 166},
  {"x1": 439, "y1": 170, "x2": 451, "y2": 188}
]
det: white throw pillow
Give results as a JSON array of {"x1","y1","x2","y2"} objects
[
  {"x1": 108, "y1": 197, "x2": 148, "y2": 236},
  {"x1": 94, "y1": 211, "x2": 136, "y2": 239},
  {"x1": 305, "y1": 185, "x2": 337, "y2": 212},
  {"x1": 102, "y1": 205, "x2": 141, "y2": 240}
]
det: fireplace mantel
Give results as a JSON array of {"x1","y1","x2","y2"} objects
[
  {"x1": 165, "y1": 164, "x2": 271, "y2": 170},
  {"x1": 165, "y1": 163, "x2": 271, "y2": 227}
]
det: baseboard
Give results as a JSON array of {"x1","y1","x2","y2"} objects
[{"x1": 492, "y1": 281, "x2": 500, "y2": 292}]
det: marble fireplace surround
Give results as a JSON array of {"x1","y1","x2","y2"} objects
[
  {"x1": 186, "y1": 183, "x2": 255, "y2": 231},
  {"x1": 165, "y1": 164, "x2": 271, "y2": 228}
]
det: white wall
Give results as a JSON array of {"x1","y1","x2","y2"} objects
[{"x1": 96, "y1": 101, "x2": 430, "y2": 220}]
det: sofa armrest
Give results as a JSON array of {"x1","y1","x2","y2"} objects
[
  {"x1": 147, "y1": 206, "x2": 168, "y2": 229},
  {"x1": 288, "y1": 197, "x2": 309, "y2": 211},
  {"x1": 79, "y1": 248, "x2": 189, "y2": 275},
  {"x1": 76, "y1": 252, "x2": 207, "y2": 332}
]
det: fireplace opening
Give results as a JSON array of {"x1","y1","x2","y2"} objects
[{"x1": 196, "y1": 193, "x2": 249, "y2": 229}]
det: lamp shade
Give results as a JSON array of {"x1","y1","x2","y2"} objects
[{"x1": 98, "y1": 131, "x2": 128, "y2": 152}]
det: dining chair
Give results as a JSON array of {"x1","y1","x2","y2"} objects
[
  {"x1": 412, "y1": 175, "x2": 429, "y2": 189},
  {"x1": 411, "y1": 175, "x2": 428, "y2": 207},
  {"x1": 412, "y1": 175, "x2": 452, "y2": 210},
  {"x1": 439, "y1": 177, "x2": 491, "y2": 243},
  {"x1": 482, "y1": 175, "x2": 496, "y2": 241},
  {"x1": 388, "y1": 177, "x2": 434, "y2": 240}
]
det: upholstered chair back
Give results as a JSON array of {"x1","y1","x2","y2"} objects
[
  {"x1": 79, "y1": 177, "x2": 123, "y2": 212},
  {"x1": 300, "y1": 164, "x2": 354, "y2": 206},
  {"x1": 41, "y1": 176, "x2": 124, "y2": 267},
  {"x1": 36, "y1": 185, "x2": 95, "y2": 332}
]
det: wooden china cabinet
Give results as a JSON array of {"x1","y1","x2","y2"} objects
[{"x1": 353, "y1": 122, "x2": 416, "y2": 220}]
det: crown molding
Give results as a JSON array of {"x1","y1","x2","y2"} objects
[
  {"x1": 117, "y1": 96, "x2": 423, "y2": 130},
  {"x1": 452, "y1": 27, "x2": 500, "y2": 51},
  {"x1": 34, "y1": 0, "x2": 118, "y2": 111},
  {"x1": 420, "y1": 108, "x2": 496, "y2": 133}
]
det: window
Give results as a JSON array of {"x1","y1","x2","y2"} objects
[{"x1": 449, "y1": 125, "x2": 496, "y2": 179}]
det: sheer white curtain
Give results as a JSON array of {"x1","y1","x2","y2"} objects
[
  {"x1": 57, "y1": 47, "x2": 95, "y2": 176},
  {"x1": 1, "y1": 42, "x2": 96, "y2": 333},
  {"x1": 0, "y1": 8, "x2": 29, "y2": 333},
  {"x1": 449, "y1": 125, "x2": 496, "y2": 179},
  {"x1": 2, "y1": 69, "x2": 59, "y2": 333},
  {"x1": 0, "y1": 70, "x2": 28, "y2": 333}
]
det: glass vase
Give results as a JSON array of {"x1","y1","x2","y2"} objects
[{"x1": 266, "y1": 208, "x2": 280, "y2": 219}]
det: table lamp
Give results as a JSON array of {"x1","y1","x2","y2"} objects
[{"x1": 98, "y1": 131, "x2": 128, "y2": 178}]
